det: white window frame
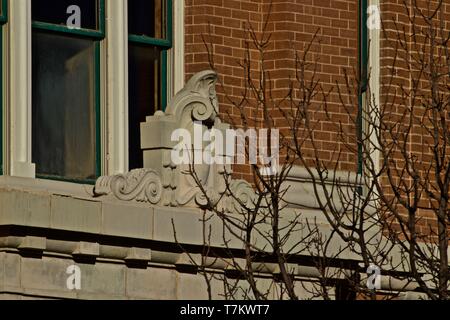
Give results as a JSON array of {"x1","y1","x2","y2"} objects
[
  {"x1": 105, "y1": 0, "x2": 184, "y2": 175},
  {"x1": 3, "y1": 0, "x2": 184, "y2": 180},
  {"x1": 7, "y1": 0, "x2": 35, "y2": 178}
]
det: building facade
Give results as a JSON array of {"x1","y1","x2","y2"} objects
[{"x1": 0, "y1": 0, "x2": 448, "y2": 300}]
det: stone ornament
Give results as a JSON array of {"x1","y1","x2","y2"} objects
[
  {"x1": 94, "y1": 169, "x2": 163, "y2": 204},
  {"x1": 94, "y1": 70, "x2": 255, "y2": 213}
]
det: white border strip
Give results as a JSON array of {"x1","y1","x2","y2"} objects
[{"x1": 8, "y1": 0, "x2": 35, "y2": 177}]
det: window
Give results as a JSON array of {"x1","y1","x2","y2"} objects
[
  {"x1": 128, "y1": 0, "x2": 172, "y2": 170},
  {"x1": 31, "y1": 0, "x2": 105, "y2": 183},
  {"x1": 0, "y1": 0, "x2": 6, "y2": 176}
]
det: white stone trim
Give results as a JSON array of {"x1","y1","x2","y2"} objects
[
  {"x1": 2, "y1": 10, "x2": 8, "y2": 173},
  {"x1": 367, "y1": 0, "x2": 381, "y2": 173},
  {"x1": 105, "y1": 0, "x2": 129, "y2": 175},
  {"x1": 7, "y1": 0, "x2": 35, "y2": 178},
  {"x1": 168, "y1": 0, "x2": 185, "y2": 99},
  {"x1": 282, "y1": 166, "x2": 360, "y2": 212}
]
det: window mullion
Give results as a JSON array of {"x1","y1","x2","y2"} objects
[
  {"x1": 8, "y1": 0, "x2": 36, "y2": 178},
  {"x1": 106, "y1": 0, "x2": 129, "y2": 175},
  {"x1": 169, "y1": 0, "x2": 184, "y2": 101}
]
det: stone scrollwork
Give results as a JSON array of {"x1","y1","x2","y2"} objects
[
  {"x1": 225, "y1": 180, "x2": 257, "y2": 214},
  {"x1": 94, "y1": 169, "x2": 163, "y2": 205},
  {"x1": 94, "y1": 70, "x2": 256, "y2": 213}
]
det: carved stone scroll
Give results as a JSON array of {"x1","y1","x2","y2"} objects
[
  {"x1": 94, "y1": 169, "x2": 162, "y2": 205},
  {"x1": 94, "y1": 70, "x2": 255, "y2": 213}
]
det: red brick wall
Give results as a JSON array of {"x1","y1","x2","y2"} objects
[
  {"x1": 379, "y1": 0, "x2": 450, "y2": 241},
  {"x1": 185, "y1": 0, "x2": 263, "y2": 122},
  {"x1": 264, "y1": 0, "x2": 359, "y2": 172},
  {"x1": 185, "y1": 0, "x2": 360, "y2": 179},
  {"x1": 184, "y1": 0, "x2": 450, "y2": 249}
]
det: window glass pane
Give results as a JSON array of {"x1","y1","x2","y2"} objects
[
  {"x1": 32, "y1": 31, "x2": 97, "y2": 181},
  {"x1": 128, "y1": 0, "x2": 165, "y2": 39},
  {"x1": 128, "y1": 43, "x2": 162, "y2": 170},
  {"x1": 32, "y1": 0, "x2": 98, "y2": 30}
]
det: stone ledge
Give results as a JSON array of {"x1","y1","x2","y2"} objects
[
  {"x1": 282, "y1": 166, "x2": 361, "y2": 210},
  {"x1": 0, "y1": 178, "x2": 362, "y2": 262},
  {"x1": 0, "y1": 251, "x2": 330, "y2": 300}
]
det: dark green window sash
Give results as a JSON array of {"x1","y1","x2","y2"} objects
[
  {"x1": 128, "y1": 0, "x2": 173, "y2": 45},
  {"x1": 32, "y1": 0, "x2": 104, "y2": 184},
  {"x1": 0, "y1": 0, "x2": 6, "y2": 175},
  {"x1": 0, "y1": 30, "x2": 2, "y2": 176},
  {"x1": 128, "y1": 0, "x2": 173, "y2": 111},
  {"x1": 32, "y1": 21, "x2": 104, "y2": 39},
  {"x1": 128, "y1": 34, "x2": 171, "y2": 49},
  {"x1": 359, "y1": 0, "x2": 368, "y2": 93},
  {"x1": 32, "y1": 0, "x2": 105, "y2": 38},
  {"x1": 358, "y1": 0, "x2": 368, "y2": 176},
  {"x1": 0, "y1": 0, "x2": 7, "y2": 23}
]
